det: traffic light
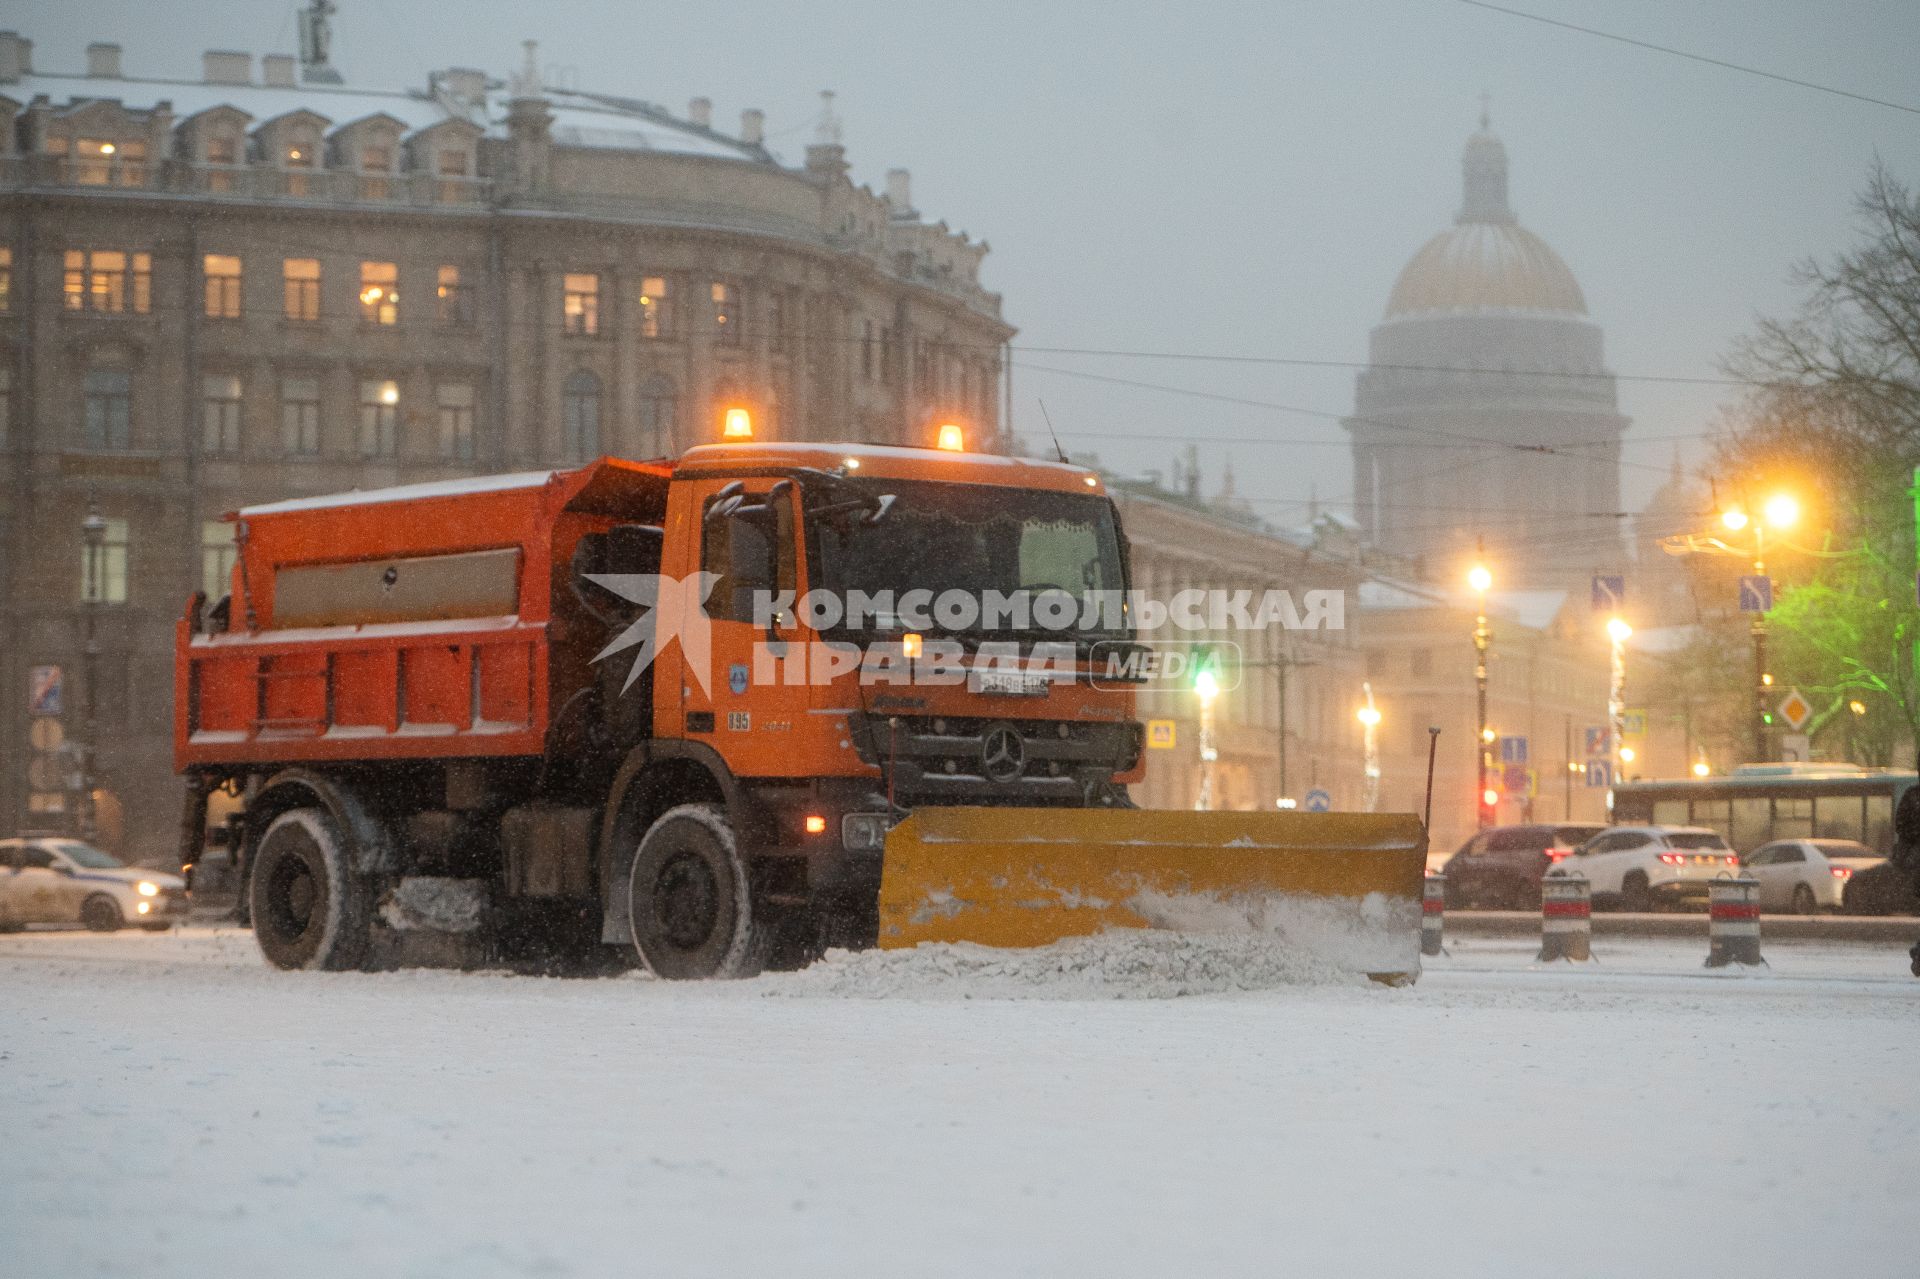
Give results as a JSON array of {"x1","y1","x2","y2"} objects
[{"x1": 1478, "y1": 786, "x2": 1499, "y2": 827}]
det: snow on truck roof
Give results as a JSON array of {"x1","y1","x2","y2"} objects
[{"x1": 236, "y1": 471, "x2": 560, "y2": 517}]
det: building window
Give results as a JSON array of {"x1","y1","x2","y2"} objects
[
  {"x1": 205, "y1": 135, "x2": 238, "y2": 192},
  {"x1": 563, "y1": 273, "x2": 600, "y2": 335},
  {"x1": 201, "y1": 374, "x2": 243, "y2": 454},
  {"x1": 283, "y1": 258, "x2": 321, "y2": 321},
  {"x1": 201, "y1": 521, "x2": 237, "y2": 599},
  {"x1": 0, "y1": 247, "x2": 10, "y2": 313},
  {"x1": 562, "y1": 371, "x2": 601, "y2": 460},
  {"x1": 638, "y1": 374, "x2": 677, "y2": 456},
  {"x1": 436, "y1": 382, "x2": 476, "y2": 461},
  {"x1": 360, "y1": 144, "x2": 393, "y2": 200},
  {"x1": 358, "y1": 379, "x2": 400, "y2": 457},
  {"x1": 284, "y1": 138, "x2": 316, "y2": 196},
  {"x1": 436, "y1": 150, "x2": 470, "y2": 203},
  {"x1": 360, "y1": 262, "x2": 399, "y2": 325},
  {"x1": 83, "y1": 370, "x2": 132, "y2": 449},
  {"x1": 711, "y1": 281, "x2": 738, "y2": 345},
  {"x1": 72, "y1": 137, "x2": 146, "y2": 187},
  {"x1": 281, "y1": 376, "x2": 322, "y2": 455},
  {"x1": 436, "y1": 265, "x2": 470, "y2": 325},
  {"x1": 80, "y1": 517, "x2": 130, "y2": 604},
  {"x1": 63, "y1": 250, "x2": 151, "y2": 314},
  {"x1": 639, "y1": 277, "x2": 674, "y2": 338},
  {"x1": 203, "y1": 254, "x2": 242, "y2": 318}
]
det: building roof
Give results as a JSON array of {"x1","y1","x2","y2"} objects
[
  {"x1": 1383, "y1": 123, "x2": 1587, "y2": 320},
  {"x1": 6, "y1": 64, "x2": 770, "y2": 164}
]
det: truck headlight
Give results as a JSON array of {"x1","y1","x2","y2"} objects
[
  {"x1": 137, "y1": 881, "x2": 159, "y2": 897},
  {"x1": 841, "y1": 813, "x2": 891, "y2": 851}
]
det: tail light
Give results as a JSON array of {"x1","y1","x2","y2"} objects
[
  {"x1": 1546, "y1": 850, "x2": 1570, "y2": 863},
  {"x1": 1831, "y1": 866, "x2": 1853, "y2": 879},
  {"x1": 1658, "y1": 853, "x2": 1684, "y2": 866},
  {"x1": 1724, "y1": 855, "x2": 1738, "y2": 866}
]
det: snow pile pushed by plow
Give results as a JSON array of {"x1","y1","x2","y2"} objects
[{"x1": 762, "y1": 890, "x2": 1417, "y2": 999}]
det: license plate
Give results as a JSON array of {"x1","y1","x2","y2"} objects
[{"x1": 967, "y1": 670, "x2": 1051, "y2": 697}]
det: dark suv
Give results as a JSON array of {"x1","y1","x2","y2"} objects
[{"x1": 1441, "y1": 823, "x2": 1607, "y2": 910}]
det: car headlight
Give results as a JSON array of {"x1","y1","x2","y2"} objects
[
  {"x1": 137, "y1": 881, "x2": 159, "y2": 897},
  {"x1": 841, "y1": 813, "x2": 891, "y2": 851}
]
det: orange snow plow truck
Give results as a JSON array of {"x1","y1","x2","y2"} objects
[{"x1": 175, "y1": 440, "x2": 1426, "y2": 979}]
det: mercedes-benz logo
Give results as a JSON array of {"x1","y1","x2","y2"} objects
[{"x1": 980, "y1": 725, "x2": 1025, "y2": 783}]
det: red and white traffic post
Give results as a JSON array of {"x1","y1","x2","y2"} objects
[
  {"x1": 1705, "y1": 875, "x2": 1766, "y2": 969},
  {"x1": 1537, "y1": 873, "x2": 1592, "y2": 963},
  {"x1": 1422, "y1": 873, "x2": 1446, "y2": 957}
]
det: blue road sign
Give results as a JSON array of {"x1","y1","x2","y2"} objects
[
  {"x1": 28, "y1": 666, "x2": 62, "y2": 717},
  {"x1": 1585, "y1": 759, "x2": 1613, "y2": 789},
  {"x1": 1304, "y1": 788, "x2": 1332, "y2": 812},
  {"x1": 1591, "y1": 575, "x2": 1625, "y2": 613},
  {"x1": 1584, "y1": 727, "x2": 1608, "y2": 756},
  {"x1": 1499, "y1": 735, "x2": 1528, "y2": 766},
  {"x1": 1739, "y1": 575, "x2": 1773, "y2": 613}
]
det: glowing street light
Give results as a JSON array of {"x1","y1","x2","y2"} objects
[
  {"x1": 1357, "y1": 685, "x2": 1381, "y2": 813},
  {"x1": 1719, "y1": 490, "x2": 1799, "y2": 761},
  {"x1": 1764, "y1": 493, "x2": 1800, "y2": 530},
  {"x1": 1193, "y1": 663, "x2": 1220, "y2": 812},
  {"x1": 1692, "y1": 760, "x2": 1712, "y2": 778},
  {"x1": 1721, "y1": 508, "x2": 1750, "y2": 533},
  {"x1": 1606, "y1": 614, "x2": 1632, "y2": 815},
  {"x1": 1468, "y1": 559, "x2": 1494, "y2": 826}
]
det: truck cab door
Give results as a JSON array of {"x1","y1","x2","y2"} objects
[{"x1": 685, "y1": 479, "x2": 809, "y2": 776}]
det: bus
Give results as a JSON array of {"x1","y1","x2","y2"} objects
[{"x1": 1612, "y1": 764, "x2": 1915, "y2": 856}]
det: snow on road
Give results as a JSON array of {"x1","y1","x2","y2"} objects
[{"x1": 3, "y1": 926, "x2": 1917, "y2": 1278}]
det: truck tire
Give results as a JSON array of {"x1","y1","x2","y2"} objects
[
  {"x1": 628, "y1": 803, "x2": 771, "y2": 979},
  {"x1": 249, "y1": 808, "x2": 374, "y2": 971}
]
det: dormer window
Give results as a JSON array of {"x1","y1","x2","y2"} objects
[
  {"x1": 361, "y1": 144, "x2": 393, "y2": 200},
  {"x1": 205, "y1": 135, "x2": 239, "y2": 192},
  {"x1": 72, "y1": 137, "x2": 146, "y2": 187}
]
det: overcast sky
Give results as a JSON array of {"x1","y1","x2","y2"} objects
[{"x1": 26, "y1": 0, "x2": 1920, "y2": 530}]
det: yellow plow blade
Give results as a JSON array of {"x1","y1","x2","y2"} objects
[{"x1": 877, "y1": 808, "x2": 1428, "y2": 983}]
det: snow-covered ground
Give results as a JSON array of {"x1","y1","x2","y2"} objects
[{"x1": 3, "y1": 926, "x2": 1916, "y2": 1278}]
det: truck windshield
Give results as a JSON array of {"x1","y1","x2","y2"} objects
[{"x1": 807, "y1": 479, "x2": 1127, "y2": 640}]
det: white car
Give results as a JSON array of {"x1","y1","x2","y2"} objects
[
  {"x1": 0, "y1": 838, "x2": 189, "y2": 932},
  {"x1": 1547, "y1": 825, "x2": 1740, "y2": 911},
  {"x1": 1742, "y1": 839, "x2": 1885, "y2": 914}
]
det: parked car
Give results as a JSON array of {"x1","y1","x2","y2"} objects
[
  {"x1": 1841, "y1": 859, "x2": 1920, "y2": 916},
  {"x1": 1741, "y1": 839, "x2": 1884, "y2": 914},
  {"x1": 1441, "y1": 823, "x2": 1607, "y2": 910},
  {"x1": 0, "y1": 838, "x2": 188, "y2": 932},
  {"x1": 1546, "y1": 825, "x2": 1740, "y2": 911}
]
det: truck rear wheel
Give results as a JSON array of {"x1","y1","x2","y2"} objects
[
  {"x1": 628, "y1": 803, "x2": 771, "y2": 979},
  {"x1": 250, "y1": 808, "x2": 373, "y2": 971}
]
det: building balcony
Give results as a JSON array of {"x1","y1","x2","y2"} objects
[{"x1": 0, "y1": 154, "x2": 493, "y2": 209}]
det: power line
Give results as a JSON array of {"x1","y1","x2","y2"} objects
[{"x1": 1454, "y1": 0, "x2": 1920, "y2": 117}]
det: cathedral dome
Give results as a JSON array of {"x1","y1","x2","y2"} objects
[{"x1": 1383, "y1": 122, "x2": 1587, "y2": 320}]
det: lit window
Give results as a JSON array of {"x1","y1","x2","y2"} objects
[
  {"x1": 0, "y1": 246, "x2": 11, "y2": 314},
  {"x1": 80, "y1": 517, "x2": 131, "y2": 605},
  {"x1": 83, "y1": 369, "x2": 132, "y2": 449},
  {"x1": 201, "y1": 373, "x2": 243, "y2": 454},
  {"x1": 563, "y1": 371, "x2": 601, "y2": 461},
  {"x1": 360, "y1": 262, "x2": 399, "y2": 325},
  {"x1": 711, "y1": 281, "x2": 738, "y2": 345},
  {"x1": 63, "y1": 250, "x2": 151, "y2": 314},
  {"x1": 639, "y1": 276, "x2": 674, "y2": 338},
  {"x1": 201, "y1": 521, "x2": 237, "y2": 600},
  {"x1": 283, "y1": 136, "x2": 316, "y2": 196},
  {"x1": 281, "y1": 376, "x2": 321, "y2": 455},
  {"x1": 283, "y1": 258, "x2": 320, "y2": 322},
  {"x1": 436, "y1": 382, "x2": 476, "y2": 461},
  {"x1": 358, "y1": 379, "x2": 400, "y2": 457},
  {"x1": 436, "y1": 150, "x2": 471, "y2": 204},
  {"x1": 361, "y1": 144, "x2": 392, "y2": 200},
  {"x1": 563, "y1": 273, "x2": 600, "y2": 336},
  {"x1": 204, "y1": 135, "x2": 238, "y2": 192},
  {"x1": 203, "y1": 254, "x2": 242, "y2": 318},
  {"x1": 435, "y1": 265, "x2": 470, "y2": 325}
]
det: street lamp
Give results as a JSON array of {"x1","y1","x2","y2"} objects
[
  {"x1": 1193, "y1": 665, "x2": 1220, "y2": 812},
  {"x1": 1468, "y1": 561, "x2": 1494, "y2": 827},
  {"x1": 1606, "y1": 615, "x2": 1631, "y2": 817},
  {"x1": 1722, "y1": 493, "x2": 1798, "y2": 762},
  {"x1": 79, "y1": 498, "x2": 108, "y2": 842},
  {"x1": 1356, "y1": 685, "x2": 1382, "y2": 813}
]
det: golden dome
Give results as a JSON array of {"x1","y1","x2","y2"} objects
[
  {"x1": 1385, "y1": 221, "x2": 1587, "y2": 318},
  {"x1": 1383, "y1": 123, "x2": 1587, "y2": 320}
]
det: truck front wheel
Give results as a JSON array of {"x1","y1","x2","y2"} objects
[
  {"x1": 250, "y1": 808, "x2": 373, "y2": 971},
  {"x1": 628, "y1": 803, "x2": 771, "y2": 979}
]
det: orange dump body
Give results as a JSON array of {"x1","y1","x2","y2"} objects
[{"x1": 175, "y1": 459, "x2": 670, "y2": 769}]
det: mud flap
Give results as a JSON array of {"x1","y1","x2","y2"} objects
[{"x1": 876, "y1": 808, "x2": 1428, "y2": 983}]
